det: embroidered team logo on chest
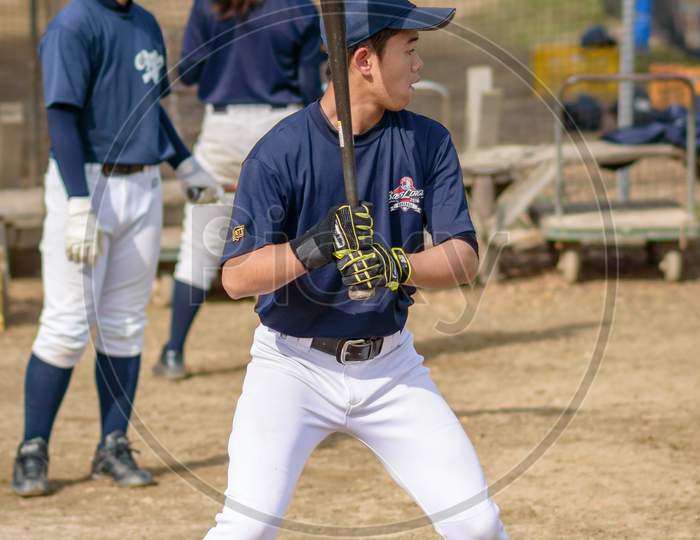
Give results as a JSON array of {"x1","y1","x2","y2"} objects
[
  {"x1": 134, "y1": 49, "x2": 164, "y2": 85},
  {"x1": 388, "y1": 176, "x2": 424, "y2": 214}
]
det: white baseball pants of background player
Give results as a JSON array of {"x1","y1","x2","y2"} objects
[
  {"x1": 174, "y1": 104, "x2": 301, "y2": 290},
  {"x1": 32, "y1": 159, "x2": 162, "y2": 368},
  {"x1": 204, "y1": 325, "x2": 510, "y2": 540}
]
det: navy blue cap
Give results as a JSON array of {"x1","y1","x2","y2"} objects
[{"x1": 320, "y1": 0, "x2": 456, "y2": 49}]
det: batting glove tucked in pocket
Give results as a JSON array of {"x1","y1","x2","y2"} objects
[
  {"x1": 65, "y1": 197, "x2": 104, "y2": 265},
  {"x1": 176, "y1": 157, "x2": 225, "y2": 204},
  {"x1": 336, "y1": 243, "x2": 411, "y2": 293}
]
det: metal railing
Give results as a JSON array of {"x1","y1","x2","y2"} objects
[
  {"x1": 554, "y1": 73, "x2": 697, "y2": 219},
  {"x1": 413, "y1": 80, "x2": 451, "y2": 133}
]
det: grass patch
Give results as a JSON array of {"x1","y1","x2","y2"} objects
[
  {"x1": 637, "y1": 45, "x2": 700, "y2": 70},
  {"x1": 458, "y1": 0, "x2": 610, "y2": 51}
]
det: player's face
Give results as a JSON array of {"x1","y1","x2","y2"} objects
[{"x1": 373, "y1": 30, "x2": 423, "y2": 111}]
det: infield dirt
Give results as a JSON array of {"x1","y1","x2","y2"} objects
[{"x1": 1, "y1": 249, "x2": 699, "y2": 539}]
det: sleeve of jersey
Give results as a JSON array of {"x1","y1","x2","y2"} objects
[
  {"x1": 159, "y1": 106, "x2": 190, "y2": 169},
  {"x1": 423, "y1": 134, "x2": 478, "y2": 255},
  {"x1": 220, "y1": 158, "x2": 290, "y2": 265},
  {"x1": 297, "y1": 3, "x2": 327, "y2": 65},
  {"x1": 39, "y1": 27, "x2": 91, "y2": 108},
  {"x1": 155, "y1": 25, "x2": 171, "y2": 98},
  {"x1": 179, "y1": 0, "x2": 210, "y2": 85}
]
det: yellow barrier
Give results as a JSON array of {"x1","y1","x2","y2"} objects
[
  {"x1": 649, "y1": 64, "x2": 700, "y2": 109},
  {"x1": 532, "y1": 44, "x2": 619, "y2": 100}
]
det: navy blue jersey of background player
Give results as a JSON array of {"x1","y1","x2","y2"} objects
[
  {"x1": 179, "y1": 0, "x2": 326, "y2": 106},
  {"x1": 221, "y1": 102, "x2": 476, "y2": 338},
  {"x1": 39, "y1": 0, "x2": 173, "y2": 165}
]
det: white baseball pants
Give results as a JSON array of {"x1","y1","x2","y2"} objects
[
  {"x1": 174, "y1": 104, "x2": 301, "y2": 290},
  {"x1": 204, "y1": 325, "x2": 510, "y2": 540},
  {"x1": 32, "y1": 159, "x2": 162, "y2": 368}
]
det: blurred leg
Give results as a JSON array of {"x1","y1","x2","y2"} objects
[
  {"x1": 33, "y1": 160, "x2": 110, "y2": 368},
  {"x1": 168, "y1": 201, "x2": 230, "y2": 356},
  {"x1": 94, "y1": 170, "x2": 162, "y2": 361},
  {"x1": 23, "y1": 353, "x2": 73, "y2": 442},
  {"x1": 28, "y1": 161, "x2": 111, "y2": 437},
  {"x1": 94, "y1": 352, "x2": 140, "y2": 442}
]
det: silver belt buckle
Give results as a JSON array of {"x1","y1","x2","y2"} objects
[{"x1": 337, "y1": 338, "x2": 370, "y2": 365}]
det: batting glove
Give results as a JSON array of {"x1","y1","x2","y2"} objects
[
  {"x1": 336, "y1": 243, "x2": 411, "y2": 293},
  {"x1": 290, "y1": 202, "x2": 373, "y2": 271},
  {"x1": 175, "y1": 157, "x2": 224, "y2": 204},
  {"x1": 65, "y1": 197, "x2": 104, "y2": 265}
]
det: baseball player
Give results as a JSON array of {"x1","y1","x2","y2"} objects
[
  {"x1": 153, "y1": 0, "x2": 326, "y2": 379},
  {"x1": 11, "y1": 0, "x2": 220, "y2": 497},
  {"x1": 203, "y1": 0, "x2": 510, "y2": 538}
]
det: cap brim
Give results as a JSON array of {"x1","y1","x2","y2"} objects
[{"x1": 387, "y1": 7, "x2": 455, "y2": 32}]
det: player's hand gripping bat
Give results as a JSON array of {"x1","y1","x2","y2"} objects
[{"x1": 320, "y1": 0, "x2": 375, "y2": 300}]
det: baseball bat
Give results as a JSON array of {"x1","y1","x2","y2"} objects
[{"x1": 320, "y1": 0, "x2": 375, "y2": 300}]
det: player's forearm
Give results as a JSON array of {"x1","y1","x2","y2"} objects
[
  {"x1": 405, "y1": 238, "x2": 478, "y2": 289},
  {"x1": 178, "y1": 5, "x2": 207, "y2": 86},
  {"x1": 299, "y1": 63, "x2": 323, "y2": 105},
  {"x1": 47, "y1": 105, "x2": 89, "y2": 198},
  {"x1": 160, "y1": 106, "x2": 191, "y2": 170},
  {"x1": 222, "y1": 243, "x2": 306, "y2": 299}
]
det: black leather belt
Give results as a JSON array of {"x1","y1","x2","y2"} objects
[
  {"x1": 311, "y1": 336, "x2": 384, "y2": 365},
  {"x1": 102, "y1": 163, "x2": 146, "y2": 176},
  {"x1": 212, "y1": 103, "x2": 291, "y2": 113}
]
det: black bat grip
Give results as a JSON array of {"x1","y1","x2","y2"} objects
[
  {"x1": 321, "y1": 0, "x2": 374, "y2": 300},
  {"x1": 321, "y1": 0, "x2": 359, "y2": 207}
]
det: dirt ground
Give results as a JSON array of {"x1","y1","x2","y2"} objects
[{"x1": 0, "y1": 248, "x2": 699, "y2": 539}]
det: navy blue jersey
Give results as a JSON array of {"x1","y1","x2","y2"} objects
[
  {"x1": 39, "y1": 0, "x2": 173, "y2": 165},
  {"x1": 179, "y1": 0, "x2": 325, "y2": 106},
  {"x1": 221, "y1": 103, "x2": 475, "y2": 338}
]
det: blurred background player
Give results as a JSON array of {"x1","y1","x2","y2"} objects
[
  {"x1": 11, "y1": 0, "x2": 220, "y2": 497},
  {"x1": 153, "y1": 0, "x2": 326, "y2": 379}
]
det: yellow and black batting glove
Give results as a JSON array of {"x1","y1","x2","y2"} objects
[
  {"x1": 368, "y1": 244, "x2": 411, "y2": 291},
  {"x1": 336, "y1": 248, "x2": 382, "y2": 290},
  {"x1": 290, "y1": 202, "x2": 373, "y2": 271},
  {"x1": 391, "y1": 246, "x2": 411, "y2": 285},
  {"x1": 336, "y1": 243, "x2": 411, "y2": 293},
  {"x1": 331, "y1": 202, "x2": 374, "y2": 259}
]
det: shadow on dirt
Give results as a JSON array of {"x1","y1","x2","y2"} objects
[
  {"x1": 44, "y1": 450, "x2": 230, "y2": 493},
  {"x1": 183, "y1": 363, "x2": 248, "y2": 380},
  {"x1": 454, "y1": 405, "x2": 575, "y2": 418},
  {"x1": 417, "y1": 320, "x2": 599, "y2": 362}
]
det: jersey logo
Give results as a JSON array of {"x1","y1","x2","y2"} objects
[
  {"x1": 232, "y1": 225, "x2": 246, "y2": 242},
  {"x1": 134, "y1": 49, "x2": 164, "y2": 85},
  {"x1": 389, "y1": 176, "x2": 424, "y2": 214}
]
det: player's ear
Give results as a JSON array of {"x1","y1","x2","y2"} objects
[{"x1": 350, "y1": 46, "x2": 374, "y2": 76}]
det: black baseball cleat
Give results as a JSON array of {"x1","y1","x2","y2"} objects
[
  {"x1": 12, "y1": 437, "x2": 50, "y2": 497},
  {"x1": 152, "y1": 346, "x2": 187, "y2": 380},
  {"x1": 91, "y1": 431, "x2": 154, "y2": 488}
]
